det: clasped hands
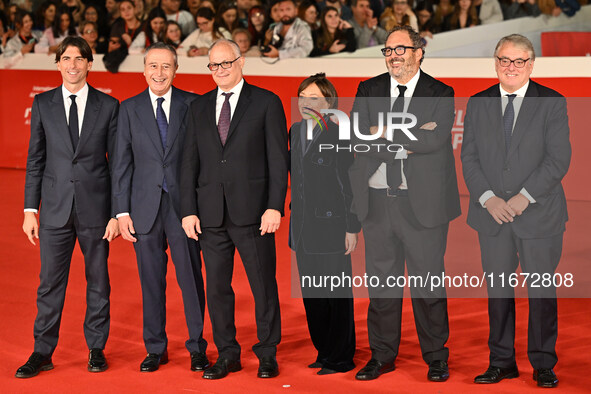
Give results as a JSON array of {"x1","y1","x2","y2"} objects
[{"x1": 484, "y1": 194, "x2": 530, "y2": 225}]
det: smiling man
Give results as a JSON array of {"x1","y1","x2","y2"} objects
[
  {"x1": 462, "y1": 34, "x2": 571, "y2": 388},
  {"x1": 180, "y1": 39, "x2": 288, "y2": 380},
  {"x1": 111, "y1": 42, "x2": 208, "y2": 373},
  {"x1": 18, "y1": 36, "x2": 119, "y2": 378},
  {"x1": 348, "y1": 25, "x2": 460, "y2": 382}
]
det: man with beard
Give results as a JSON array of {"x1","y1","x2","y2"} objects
[
  {"x1": 348, "y1": 25, "x2": 460, "y2": 381},
  {"x1": 161, "y1": 0, "x2": 196, "y2": 37},
  {"x1": 263, "y1": 0, "x2": 313, "y2": 59}
]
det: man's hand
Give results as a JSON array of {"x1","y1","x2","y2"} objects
[
  {"x1": 103, "y1": 218, "x2": 120, "y2": 242},
  {"x1": 182, "y1": 215, "x2": 202, "y2": 241},
  {"x1": 420, "y1": 121, "x2": 437, "y2": 130},
  {"x1": 262, "y1": 45, "x2": 279, "y2": 58},
  {"x1": 484, "y1": 196, "x2": 515, "y2": 225},
  {"x1": 507, "y1": 193, "x2": 530, "y2": 216},
  {"x1": 344, "y1": 232, "x2": 358, "y2": 255},
  {"x1": 260, "y1": 209, "x2": 281, "y2": 235},
  {"x1": 23, "y1": 212, "x2": 39, "y2": 245},
  {"x1": 118, "y1": 215, "x2": 137, "y2": 242}
]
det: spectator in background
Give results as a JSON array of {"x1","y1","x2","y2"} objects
[
  {"x1": 319, "y1": 0, "x2": 353, "y2": 20},
  {"x1": 237, "y1": 0, "x2": 254, "y2": 27},
  {"x1": 310, "y1": 6, "x2": 355, "y2": 56},
  {"x1": 270, "y1": 0, "x2": 281, "y2": 22},
  {"x1": 134, "y1": 0, "x2": 148, "y2": 22},
  {"x1": 199, "y1": 0, "x2": 217, "y2": 13},
  {"x1": 179, "y1": 7, "x2": 230, "y2": 56},
  {"x1": 217, "y1": 2, "x2": 239, "y2": 33},
  {"x1": 83, "y1": 4, "x2": 109, "y2": 42},
  {"x1": 1, "y1": 10, "x2": 12, "y2": 53},
  {"x1": 3, "y1": 9, "x2": 42, "y2": 61},
  {"x1": 164, "y1": 19, "x2": 182, "y2": 47},
  {"x1": 415, "y1": 0, "x2": 437, "y2": 37},
  {"x1": 13, "y1": 0, "x2": 33, "y2": 12},
  {"x1": 554, "y1": 0, "x2": 581, "y2": 16},
  {"x1": 105, "y1": 0, "x2": 120, "y2": 25},
  {"x1": 109, "y1": 0, "x2": 142, "y2": 52},
  {"x1": 380, "y1": 0, "x2": 418, "y2": 32},
  {"x1": 80, "y1": 20, "x2": 107, "y2": 53},
  {"x1": 500, "y1": 0, "x2": 541, "y2": 19},
  {"x1": 248, "y1": 5, "x2": 269, "y2": 46},
  {"x1": 34, "y1": 1, "x2": 56, "y2": 31},
  {"x1": 161, "y1": 0, "x2": 196, "y2": 37},
  {"x1": 129, "y1": 6, "x2": 166, "y2": 53},
  {"x1": 263, "y1": 0, "x2": 313, "y2": 59},
  {"x1": 472, "y1": 0, "x2": 503, "y2": 24},
  {"x1": 35, "y1": 5, "x2": 77, "y2": 54},
  {"x1": 298, "y1": 0, "x2": 320, "y2": 31},
  {"x1": 442, "y1": 0, "x2": 479, "y2": 30},
  {"x1": 187, "y1": 0, "x2": 201, "y2": 18},
  {"x1": 348, "y1": 0, "x2": 387, "y2": 49},
  {"x1": 432, "y1": 0, "x2": 453, "y2": 31},
  {"x1": 61, "y1": 0, "x2": 84, "y2": 24},
  {"x1": 232, "y1": 27, "x2": 261, "y2": 55},
  {"x1": 8, "y1": 3, "x2": 19, "y2": 31}
]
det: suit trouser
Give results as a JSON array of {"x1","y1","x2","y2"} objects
[
  {"x1": 478, "y1": 224, "x2": 562, "y2": 370},
  {"x1": 199, "y1": 206, "x2": 281, "y2": 361},
  {"x1": 34, "y1": 202, "x2": 110, "y2": 356},
  {"x1": 296, "y1": 245, "x2": 356, "y2": 372},
  {"x1": 134, "y1": 191, "x2": 207, "y2": 354},
  {"x1": 362, "y1": 189, "x2": 450, "y2": 364}
]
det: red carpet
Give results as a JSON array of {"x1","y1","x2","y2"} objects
[{"x1": 1, "y1": 167, "x2": 590, "y2": 393}]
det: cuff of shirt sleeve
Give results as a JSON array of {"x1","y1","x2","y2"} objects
[
  {"x1": 520, "y1": 188, "x2": 536, "y2": 204},
  {"x1": 116, "y1": 212, "x2": 130, "y2": 218},
  {"x1": 24, "y1": 209, "x2": 38, "y2": 213},
  {"x1": 395, "y1": 149, "x2": 408, "y2": 160},
  {"x1": 479, "y1": 190, "x2": 495, "y2": 208}
]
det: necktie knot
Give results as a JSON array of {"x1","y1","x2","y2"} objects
[
  {"x1": 70, "y1": 95, "x2": 77, "y2": 104},
  {"x1": 506, "y1": 94, "x2": 516, "y2": 103},
  {"x1": 222, "y1": 92, "x2": 233, "y2": 101},
  {"x1": 397, "y1": 85, "x2": 407, "y2": 97},
  {"x1": 157, "y1": 96, "x2": 164, "y2": 107}
]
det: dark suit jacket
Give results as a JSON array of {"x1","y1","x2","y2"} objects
[
  {"x1": 289, "y1": 119, "x2": 361, "y2": 254},
  {"x1": 112, "y1": 87, "x2": 197, "y2": 234},
  {"x1": 461, "y1": 80, "x2": 571, "y2": 238},
  {"x1": 24, "y1": 84, "x2": 119, "y2": 228},
  {"x1": 348, "y1": 71, "x2": 461, "y2": 227},
  {"x1": 180, "y1": 80, "x2": 289, "y2": 228}
]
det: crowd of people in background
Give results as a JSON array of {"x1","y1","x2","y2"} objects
[{"x1": 0, "y1": 0, "x2": 587, "y2": 67}]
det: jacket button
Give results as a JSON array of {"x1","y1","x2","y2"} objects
[
  {"x1": 326, "y1": 211, "x2": 332, "y2": 217},
  {"x1": 318, "y1": 158, "x2": 323, "y2": 164},
  {"x1": 221, "y1": 159, "x2": 227, "y2": 164},
  {"x1": 157, "y1": 184, "x2": 162, "y2": 188},
  {"x1": 72, "y1": 160, "x2": 77, "y2": 164},
  {"x1": 163, "y1": 164, "x2": 167, "y2": 168}
]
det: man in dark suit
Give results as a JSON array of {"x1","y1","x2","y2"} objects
[
  {"x1": 18, "y1": 36, "x2": 119, "y2": 378},
  {"x1": 180, "y1": 39, "x2": 288, "y2": 380},
  {"x1": 111, "y1": 42, "x2": 208, "y2": 373},
  {"x1": 348, "y1": 25, "x2": 460, "y2": 382},
  {"x1": 461, "y1": 34, "x2": 570, "y2": 388}
]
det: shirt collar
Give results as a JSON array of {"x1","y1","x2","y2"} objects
[
  {"x1": 148, "y1": 86, "x2": 173, "y2": 104},
  {"x1": 499, "y1": 80, "x2": 529, "y2": 98},
  {"x1": 390, "y1": 69, "x2": 421, "y2": 96},
  {"x1": 62, "y1": 83, "x2": 89, "y2": 101},
  {"x1": 217, "y1": 78, "x2": 244, "y2": 98}
]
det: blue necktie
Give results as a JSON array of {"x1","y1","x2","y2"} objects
[
  {"x1": 69, "y1": 95, "x2": 79, "y2": 149},
  {"x1": 503, "y1": 94, "x2": 516, "y2": 153},
  {"x1": 156, "y1": 97, "x2": 168, "y2": 192}
]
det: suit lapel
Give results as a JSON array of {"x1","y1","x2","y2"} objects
[
  {"x1": 485, "y1": 85, "x2": 505, "y2": 155},
  {"x1": 50, "y1": 88, "x2": 74, "y2": 155},
  {"x1": 165, "y1": 87, "x2": 186, "y2": 158},
  {"x1": 76, "y1": 85, "x2": 101, "y2": 157},
  {"x1": 226, "y1": 81, "x2": 251, "y2": 144},
  {"x1": 136, "y1": 89, "x2": 165, "y2": 156},
  {"x1": 507, "y1": 80, "x2": 538, "y2": 158},
  {"x1": 205, "y1": 90, "x2": 222, "y2": 149}
]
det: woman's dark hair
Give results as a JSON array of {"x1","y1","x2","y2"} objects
[
  {"x1": 15, "y1": 8, "x2": 34, "y2": 30},
  {"x1": 216, "y1": 2, "x2": 238, "y2": 33},
  {"x1": 164, "y1": 19, "x2": 183, "y2": 45},
  {"x1": 297, "y1": 0, "x2": 319, "y2": 29},
  {"x1": 196, "y1": 6, "x2": 224, "y2": 40},
  {"x1": 54, "y1": 35, "x2": 94, "y2": 62},
  {"x1": 144, "y1": 7, "x2": 167, "y2": 45},
  {"x1": 52, "y1": 5, "x2": 76, "y2": 38},
  {"x1": 298, "y1": 72, "x2": 338, "y2": 109},
  {"x1": 316, "y1": 6, "x2": 345, "y2": 52},
  {"x1": 448, "y1": 0, "x2": 479, "y2": 30},
  {"x1": 35, "y1": 1, "x2": 56, "y2": 29}
]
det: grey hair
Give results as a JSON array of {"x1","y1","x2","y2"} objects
[
  {"x1": 209, "y1": 38, "x2": 242, "y2": 58},
  {"x1": 494, "y1": 34, "x2": 535, "y2": 61},
  {"x1": 144, "y1": 42, "x2": 178, "y2": 67}
]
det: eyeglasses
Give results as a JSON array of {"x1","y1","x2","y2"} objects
[
  {"x1": 197, "y1": 20, "x2": 212, "y2": 27},
  {"x1": 84, "y1": 29, "x2": 97, "y2": 34},
  {"x1": 381, "y1": 45, "x2": 418, "y2": 57},
  {"x1": 207, "y1": 56, "x2": 241, "y2": 71},
  {"x1": 496, "y1": 56, "x2": 530, "y2": 68}
]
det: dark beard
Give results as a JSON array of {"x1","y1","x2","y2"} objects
[{"x1": 281, "y1": 16, "x2": 296, "y2": 25}]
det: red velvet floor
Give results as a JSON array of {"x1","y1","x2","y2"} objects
[{"x1": 1, "y1": 168, "x2": 590, "y2": 393}]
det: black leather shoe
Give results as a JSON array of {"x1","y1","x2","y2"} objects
[
  {"x1": 190, "y1": 352, "x2": 209, "y2": 371},
  {"x1": 428, "y1": 360, "x2": 449, "y2": 382},
  {"x1": 533, "y1": 368, "x2": 558, "y2": 388},
  {"x1": 15, "y1": 352, "x2": 53, "y2": 378},
  {"x1": 257, "y1": 356, "x2": 279, "y2": 378},
  {"x1": 88, "y1": 349, "x2": 108, "y2": 372},
  {"x1": 140, "y1": 351, "x2": 168, "y2": 372},
  {"x1": 355, "y1": 359, "x2": 395, "y2": 381},
  {"x1": 474, "y1": 365, "x2": 519, "y2": 383},
  {"x1": 308, "y1": 362, "x2": 323, "y2": 368},
  {"x1": 202, "y1": 358, "x2": 242, "y2": 380}
]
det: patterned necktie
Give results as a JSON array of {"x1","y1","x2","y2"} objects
[
  {"x1": 156, "y1": 97, "x2": 168, "y2": 192},
  {"x1": 69, "y1": 95, "x2": 79, "y2": 149},
  {"x1": 387, "y1": 85, "x2": 407, "y2": 189},
  {"x1": 218, "y1": 92, "x2": 233, "y2": 146},
  {"x1": 503, "y1": 94, "x2": 516, "y2": 152}
]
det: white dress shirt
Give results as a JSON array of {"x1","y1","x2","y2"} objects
[
  {"x1": 215, "y1": 78, "x2": 244, "y2": 125},
  {"x1": 368, "y1": 69, "x2": 421, "y2": 190}
]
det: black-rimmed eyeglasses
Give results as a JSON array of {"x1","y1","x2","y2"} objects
[
  {"x1": 207, "y1": 56, "x2": 241, "y2": 71},
  {"x1": 496, "y1": 56, "x2": 530, "y2": 68},
  {"x1": 381, "y1": 46, "x2": 419, "y2": 57}
]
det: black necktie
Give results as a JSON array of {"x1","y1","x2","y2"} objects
[
  {"x1": 387, "y1": 85, "x2": 407, "y2": 189},
  {"x1": 218, "y1": 92, "x2": 233, "y2": 145},
  {"x1": 503, "y1": 94, "x2": 516, "y2": 152},
  {"x1": 69, "y1": 95, "x2": 79, "y2": 149},
  {"x1": 156, "y1": 97, "x2": 168, "y2": 192}
]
